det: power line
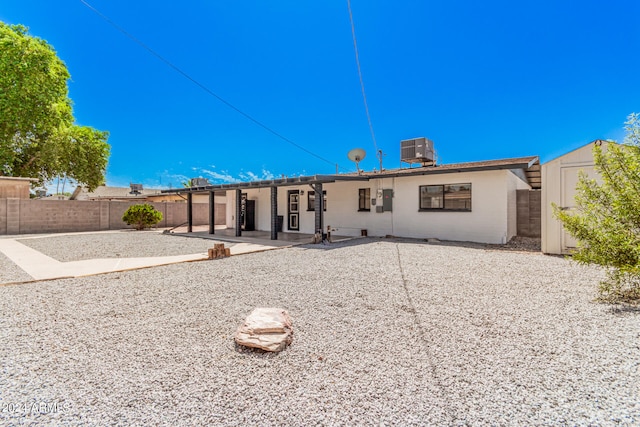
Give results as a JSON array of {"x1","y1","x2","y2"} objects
[
  {"x1": 79, "y1": 0, "x2": 342, "y2": 170},
  {"x1": 347, "y1": 0, "x2": 379, "y2": 155}
]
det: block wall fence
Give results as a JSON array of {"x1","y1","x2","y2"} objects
[
  {"x1": 516, "y1": 189, "x2": 541, "y2": 238},
  {"x1": 0, "y1": 199, "x2": 225, "y2": 235}
]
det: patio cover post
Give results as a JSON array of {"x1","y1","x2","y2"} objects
[
  {"x1": 270, "y1": 186, "x2": 278, "y2": 240},
  {"x1": 313, "y1": 183, "x2": 324, "y2": 239},
  {"x1": 187, "y1": 192, "x2": 193, "y2": 233},
  {"x1": 235, "y1": 189, "x2": 242, "y2": 237},
  {"x1": 208, "y1": 191, "x2": 215, "y2": 234}
]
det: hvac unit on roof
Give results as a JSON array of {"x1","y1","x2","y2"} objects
[
  {"x1": 129, "y1": 183, "x2": 143, "y2": 195},
  {"x1": 191, "y1": 178, "x2": 209, "y2": 187},
  {"x1": 400, "y1": 137, "x2": 435, "y2": 166}
]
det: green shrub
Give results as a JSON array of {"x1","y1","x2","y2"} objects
[
  {"x1": 553, "y1": 113, "x2": 640, "y2": 303},
  {"x1": 122, "y1": 204, "x2": 163, "y2": 230}
]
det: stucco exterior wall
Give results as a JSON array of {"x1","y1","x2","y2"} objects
[
  {"x1": 228, "y1": 169, "x2": 529, "y2": 244},
  {"x1": 541, "y1": 142, "x2": 598, "y2": 254}
]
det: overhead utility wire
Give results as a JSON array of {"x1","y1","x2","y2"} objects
[
  {"x1": 79, "y1": 0, "x2": 341, "y2": 169},
  {"x1": 347, "y1": 0, "x2": 379, "y2": 155}
]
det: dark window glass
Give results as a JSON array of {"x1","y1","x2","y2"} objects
[
  {"x1": 359, "y1": 188, "x2": 370, "y2": 211},
  {"x1": 307, "y1": 191, "x2": 327, "y2": 211},
  {"x1": 444, "y1": 184, "x2": 471, "y2": 210},
  {"x1": 420, "y1": 185, "x2": 444, "y2": 209},
  {"x1": 419, "y1": 184, "x2": 471, "y2": 211}
]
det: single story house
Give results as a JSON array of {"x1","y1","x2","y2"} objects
[{"x1": 162, "y1": 155, "x2": 541, "y2": 245}]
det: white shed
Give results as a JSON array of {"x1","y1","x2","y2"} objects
[{"x1": 541, "y1": 141, "x2": 604, "y2": 254}]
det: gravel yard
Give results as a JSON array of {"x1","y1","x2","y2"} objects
[
  {"x1": 17, "y1": 231, "x2": 218, "y2": 262},
  {"x1": 1, "y1": 237, "x2": 638, "y2": 426},
  {"x1": 0, "y1": 250, "x2": 33, "y2": 284}
]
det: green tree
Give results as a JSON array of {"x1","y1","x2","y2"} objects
[
  {"x1": 122, "y1": 204, "x2": 163, "y2": 230},
  {"x1": 0, "y1": 22, "x2": 109, "y2": 190},
  {"x1": 553, "y1": 113, "x2": 640, "y2": 303}
]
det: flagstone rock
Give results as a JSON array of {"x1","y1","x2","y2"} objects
[{"x1": 235, "y1": 308, "x2": 293, "y2": 352}]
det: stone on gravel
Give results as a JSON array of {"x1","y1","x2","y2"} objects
[{"x1": 235, "y1": 307, "x2": 293, "y2": 352}]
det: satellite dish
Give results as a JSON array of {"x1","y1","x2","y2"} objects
[{"x1": 347, "y1": 148, "x2": 366, "y2": 174}]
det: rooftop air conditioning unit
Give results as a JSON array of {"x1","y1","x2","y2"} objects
[
  {"x1": 191, "y1": 178, "x2": 209, "y2": 187},
  {"x1": 400, "y1": 137, "x2": 435, "y2": 166},
  {"x1": 129, "y1": 183, "x2": 143, "y2": 195}
]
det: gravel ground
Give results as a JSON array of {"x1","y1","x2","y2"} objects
[
  {"x1": 0, "y1": 251, "x2": 33, "y2": 284},
  {"x1": 0, "y1": 238, "x2": 638, "y2": 426},
  {"x1": 17, "y1": 231, "x2": 220, "y2": 262}
]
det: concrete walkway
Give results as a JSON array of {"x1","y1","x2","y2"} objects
[{"x1": 0, "y1": 238, "x2": 209, "y2": 282}]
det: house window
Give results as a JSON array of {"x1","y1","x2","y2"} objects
[
  {"x1": 358, "y1": 188, "x2": 370, "y2": 211},
  {"x1": 419, "y1": 183, "x2": 471, "y2": 211},
  {"x1": 307, "y1": 190, "x2": 327, "y2": 211}
]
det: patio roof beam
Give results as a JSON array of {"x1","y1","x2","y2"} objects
[{"x1": 160, "y1": 175, "x2": 370, "y2": 194}]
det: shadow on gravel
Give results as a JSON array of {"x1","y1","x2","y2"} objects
[
  {"x1": 233, "y1": 342, "x2": 287, "y2": 358},
  {"x1": 299, "y1": 236, "x2": 543, "y2": 254},
  {"x1": 606, "y1": 304, "x2": 640, "y2": 316},
  {"x1": 298, "y1": 237, "x2": 374, "y2": 251}
]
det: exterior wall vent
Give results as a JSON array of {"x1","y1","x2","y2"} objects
[{"x1": 400, "y1": 137, "x2": 435, "y2": 166}]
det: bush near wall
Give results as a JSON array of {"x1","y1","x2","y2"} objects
[{"x1": 122, "y1": 204, "x2": 163, "y2": 230}]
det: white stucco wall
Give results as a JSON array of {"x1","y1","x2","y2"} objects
[
  {"x1": 541, "y1": 142, "x2": 599, "y2": 254},
  {"x1": 225, "y1": 190, "x2": 236, "y2": 227},
  {"x1": 389, "y1": 170, "x2": 519, "y2": 244},
  {"x1": 224, "y1": 169, "x2": 529, "y2": 244}
]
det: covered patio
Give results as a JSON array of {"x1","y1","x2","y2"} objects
[
  {"x1": 166, "y1": 225, "x2": 352, "y2": 247},
  {"x1": 160, "y1": 174, "x2": 368, "y2": 241}
]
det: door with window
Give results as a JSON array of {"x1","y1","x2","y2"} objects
[{"x1": 288, "y1": 190, "x2": 300, "y2": 231}]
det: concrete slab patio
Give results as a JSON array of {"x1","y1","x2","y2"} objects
[{"x1": 167, "y1": 224, "x2": 353, "y2": 247}]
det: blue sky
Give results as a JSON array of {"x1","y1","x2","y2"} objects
[{"x1": 2, "y1": 1, "x2": 639, "y2": 189}]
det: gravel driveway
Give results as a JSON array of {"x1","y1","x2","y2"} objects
[{"x1": 0, "y1": 238, "x2": 638, "y2": 426}]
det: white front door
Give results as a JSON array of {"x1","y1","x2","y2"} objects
[{"x1": 288, "y1": 191, "x2": 299, "y2": 231}]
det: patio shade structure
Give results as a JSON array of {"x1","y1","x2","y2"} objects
[{"x1": 161, "y1": 174, "x2": 369, "y2": 240}]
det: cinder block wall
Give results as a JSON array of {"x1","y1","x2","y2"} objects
[
  {"x1": 0, "y1": 180, "x2": 31, "y2": 199},
  {"x1": 0, "y1": 199, "x2": 225, "y2": 235},
  {"x1": 516, "y1": 190, "x2": 541, "y2": 238}
]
